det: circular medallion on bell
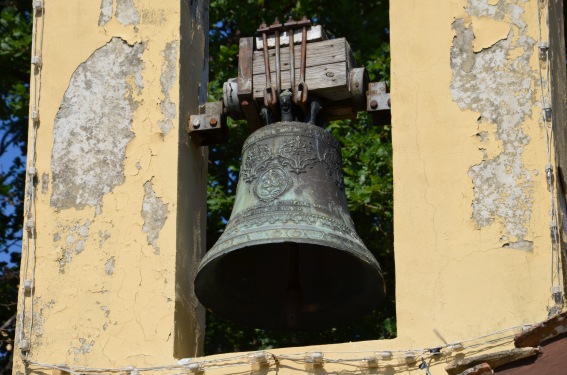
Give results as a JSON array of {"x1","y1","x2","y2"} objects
[{"x1": 255, "y1": 167, "x2": 290, "y2": 201}]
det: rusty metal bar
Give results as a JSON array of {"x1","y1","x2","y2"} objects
[
  {"x1": 285, "y1": 16, "x2": 297, "y2": 103},
  {"x1": 297, "y1": 16, "x2": 310, "y2": 105},
  {"x1": 258, "y1": 21, "x2": 276, "y2": 109}
]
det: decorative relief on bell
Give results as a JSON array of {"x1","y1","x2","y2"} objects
[
  {"x1": 323, "y1": 148, "x2": 344, "y2": 190},
  {"x1": 255, "y1": 167, "x2": 291, "y2": 201},
  {"x1": 241, "y1": 144, "x2": 271, "y2": 183},
  {"x1": 277, "y1": 136, "x2": 318, "y2": 174}
]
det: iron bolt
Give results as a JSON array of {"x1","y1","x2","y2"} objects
[
  {"x1": 370, "y1": 100, "x2": 378, "y2": 109},
  {"x1": 192, "y1": 118, "x2": 200, "y2": 129},
  {"x1": 241, "y1": 100, "x2": 249, "y2": 107},
  {"x1": 210, "y1": 117, "x2": 218, "y2": 127}
]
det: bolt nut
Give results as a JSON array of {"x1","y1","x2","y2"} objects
[
  {"x1": 241, "y1": 100, "x2": 249, "y2": 107},
  {"x1": 370, "y1": 100, "x2": 378, "y2": 109},
  {"x1": 192, "y1": 118, "x2": 200, "y2": 129},
  {"x1": 210, "y1": 117, "x2": 218, "y2": 127}
]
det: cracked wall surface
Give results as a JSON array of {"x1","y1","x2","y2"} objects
[
  {"x1": 50, "y1": 37, "x2": 143, "y2": 210},
  {"x1": 451, "y1": 0, "x2": 536, "y2": 249},
  {"x1": 13, "y1": 0, "x2": 208, "y2": 371},
  {"x1": 389, "y1": 0, "x2": 555, "y2": 358}
]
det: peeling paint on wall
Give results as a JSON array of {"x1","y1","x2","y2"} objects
[
  {"x1": 98, "y1": 0, "x2": 139, "y2": 27},
  {"x1": 56, "y1": 220, "x2": 92, "y2": 273},
  {"x1": 50, "y1": 38, "x2": 144, "y2": 210},
  {"x1": 100, "y1": 306, "x2": 111, "y2": 331},
  {"x1": 141, "y1": 181, "x2": 169, "y2": 255},
  {"x1": 98, "y1": 0, "x2": 113, "y2": 26},
  {"x1": 72, "y1": 338, "x2": 95, "y2": 362},
  {"x1": 98, "y1": 230, "x2": 111, "y2": 248},
  {"x1": 116, "y1": 0, "x2": 140, "y2": 26},
  {"x1": 159, "y1": 41, "x2": 178, "y2": 135},
  {"x1": 41, "y1": 173, "x2": 49, "y2": 194},
  {"x1": 451, "y1": 0, "x2": 536, "y2": 248},
  {"x1": 105, "y1": 257, "x2": 115, "y2": 275}
]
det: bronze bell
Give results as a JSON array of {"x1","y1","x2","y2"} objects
[{"x1": 195, "y1": 121, "x2": 385, "y2": 330}]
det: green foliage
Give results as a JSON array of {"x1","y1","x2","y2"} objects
[
  {"x1": 0, "y1": 1, "x2": 31, "y2": 373},
  {"x1": 206, "y1": 0, "x2": 393, "y2": 354}
]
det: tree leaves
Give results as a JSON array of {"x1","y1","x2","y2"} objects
[
  {"x1": 0, "y1": 2, "x2": 30, "y2": 372},
  {"x1": 205, "y1": 0, "x2": 393, "y2": 354}
]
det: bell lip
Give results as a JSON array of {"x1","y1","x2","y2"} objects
[
  {"x1": 195, "y1": 237, "x2": 386, "y2": 331},
  {"x1": 200, "y1": 234, "x2": 382, "y2": 274}
]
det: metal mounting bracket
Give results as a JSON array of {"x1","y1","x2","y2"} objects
[{"x1": 188, "y1": 101, "x2": 227, "y2": 146}]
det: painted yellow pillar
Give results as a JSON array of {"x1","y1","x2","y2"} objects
[{"x1": 14, "y1": 0, "x2": 208, "y2": 372}]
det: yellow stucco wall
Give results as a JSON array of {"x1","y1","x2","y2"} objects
[
  {"x1": 14, "y1": 0, "x2": 209, "y2": 372},
  {"x1": 14, "y1": 0, "x2": 565, "y2": 374}
]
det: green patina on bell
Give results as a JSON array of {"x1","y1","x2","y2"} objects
[{"x1": 195, "y1": 120, "x2": 385, "y2": 330}]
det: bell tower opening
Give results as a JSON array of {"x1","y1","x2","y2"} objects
[{"x1": 200, "y1": 6, "x2": 394, "y2": 353}]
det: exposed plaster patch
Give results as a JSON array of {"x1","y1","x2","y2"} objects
[
  {"x1": 53, "y1": 233, "x2": 60, "y2": 242},
  {"x1": 159, "y1": 41, "x2": 179, "y2": 135},
  {"x1": 31, "y1": 300, "x2": 43, "y2": 338},
  {"x1": 57, "y1": 220, "x2": 92, "y2": 272},
  {"x1": 58, "y1": 249, "x2": 72, "y2": 274},
  {"x1": 41, "y1": 173, "x2": 49, "y2": 194},
  {"x1": 50, "y1": 38, "x2": 144, "y2": 210},
  {"x1": 141, "y1": 9, "x2": 167, "y2": 26},
  {"x1": 116, "y1": 0, "x2": 140, "y2": 26},
  {"x1": 72, "y1": 338, "x2": 95, "y2": 362},
  {"x1": 141, "y1": 181, "x2": 169, "y2": 255},
  {"x1": 98, "y1": 230, "x2": 111, "y2": 248},
  {"x1": 98, "y1": 0, "x2": 113, "y2": 26},
  {"x1": 451, "y1": 1, "x2": 536, "y2": 244},
  {"x1": 476, "y1": 131, "x2": 489, "y2": 142},
  {"x1": 100, "y1": 306, "x2": 111, "y2": 330},
  {"x1": 105, "y1": 257, "x2": 115, "y2": 275},
  {"x1": 502, "y1": 240, "x2": 533, "y2": 251},
  {"x1": 100, "y1": 306, "x2": 110, "y2": 317}
]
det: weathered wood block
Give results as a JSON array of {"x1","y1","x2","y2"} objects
[{"x1": 252, "y1": 38, "x2": 356, "y2": 102}]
